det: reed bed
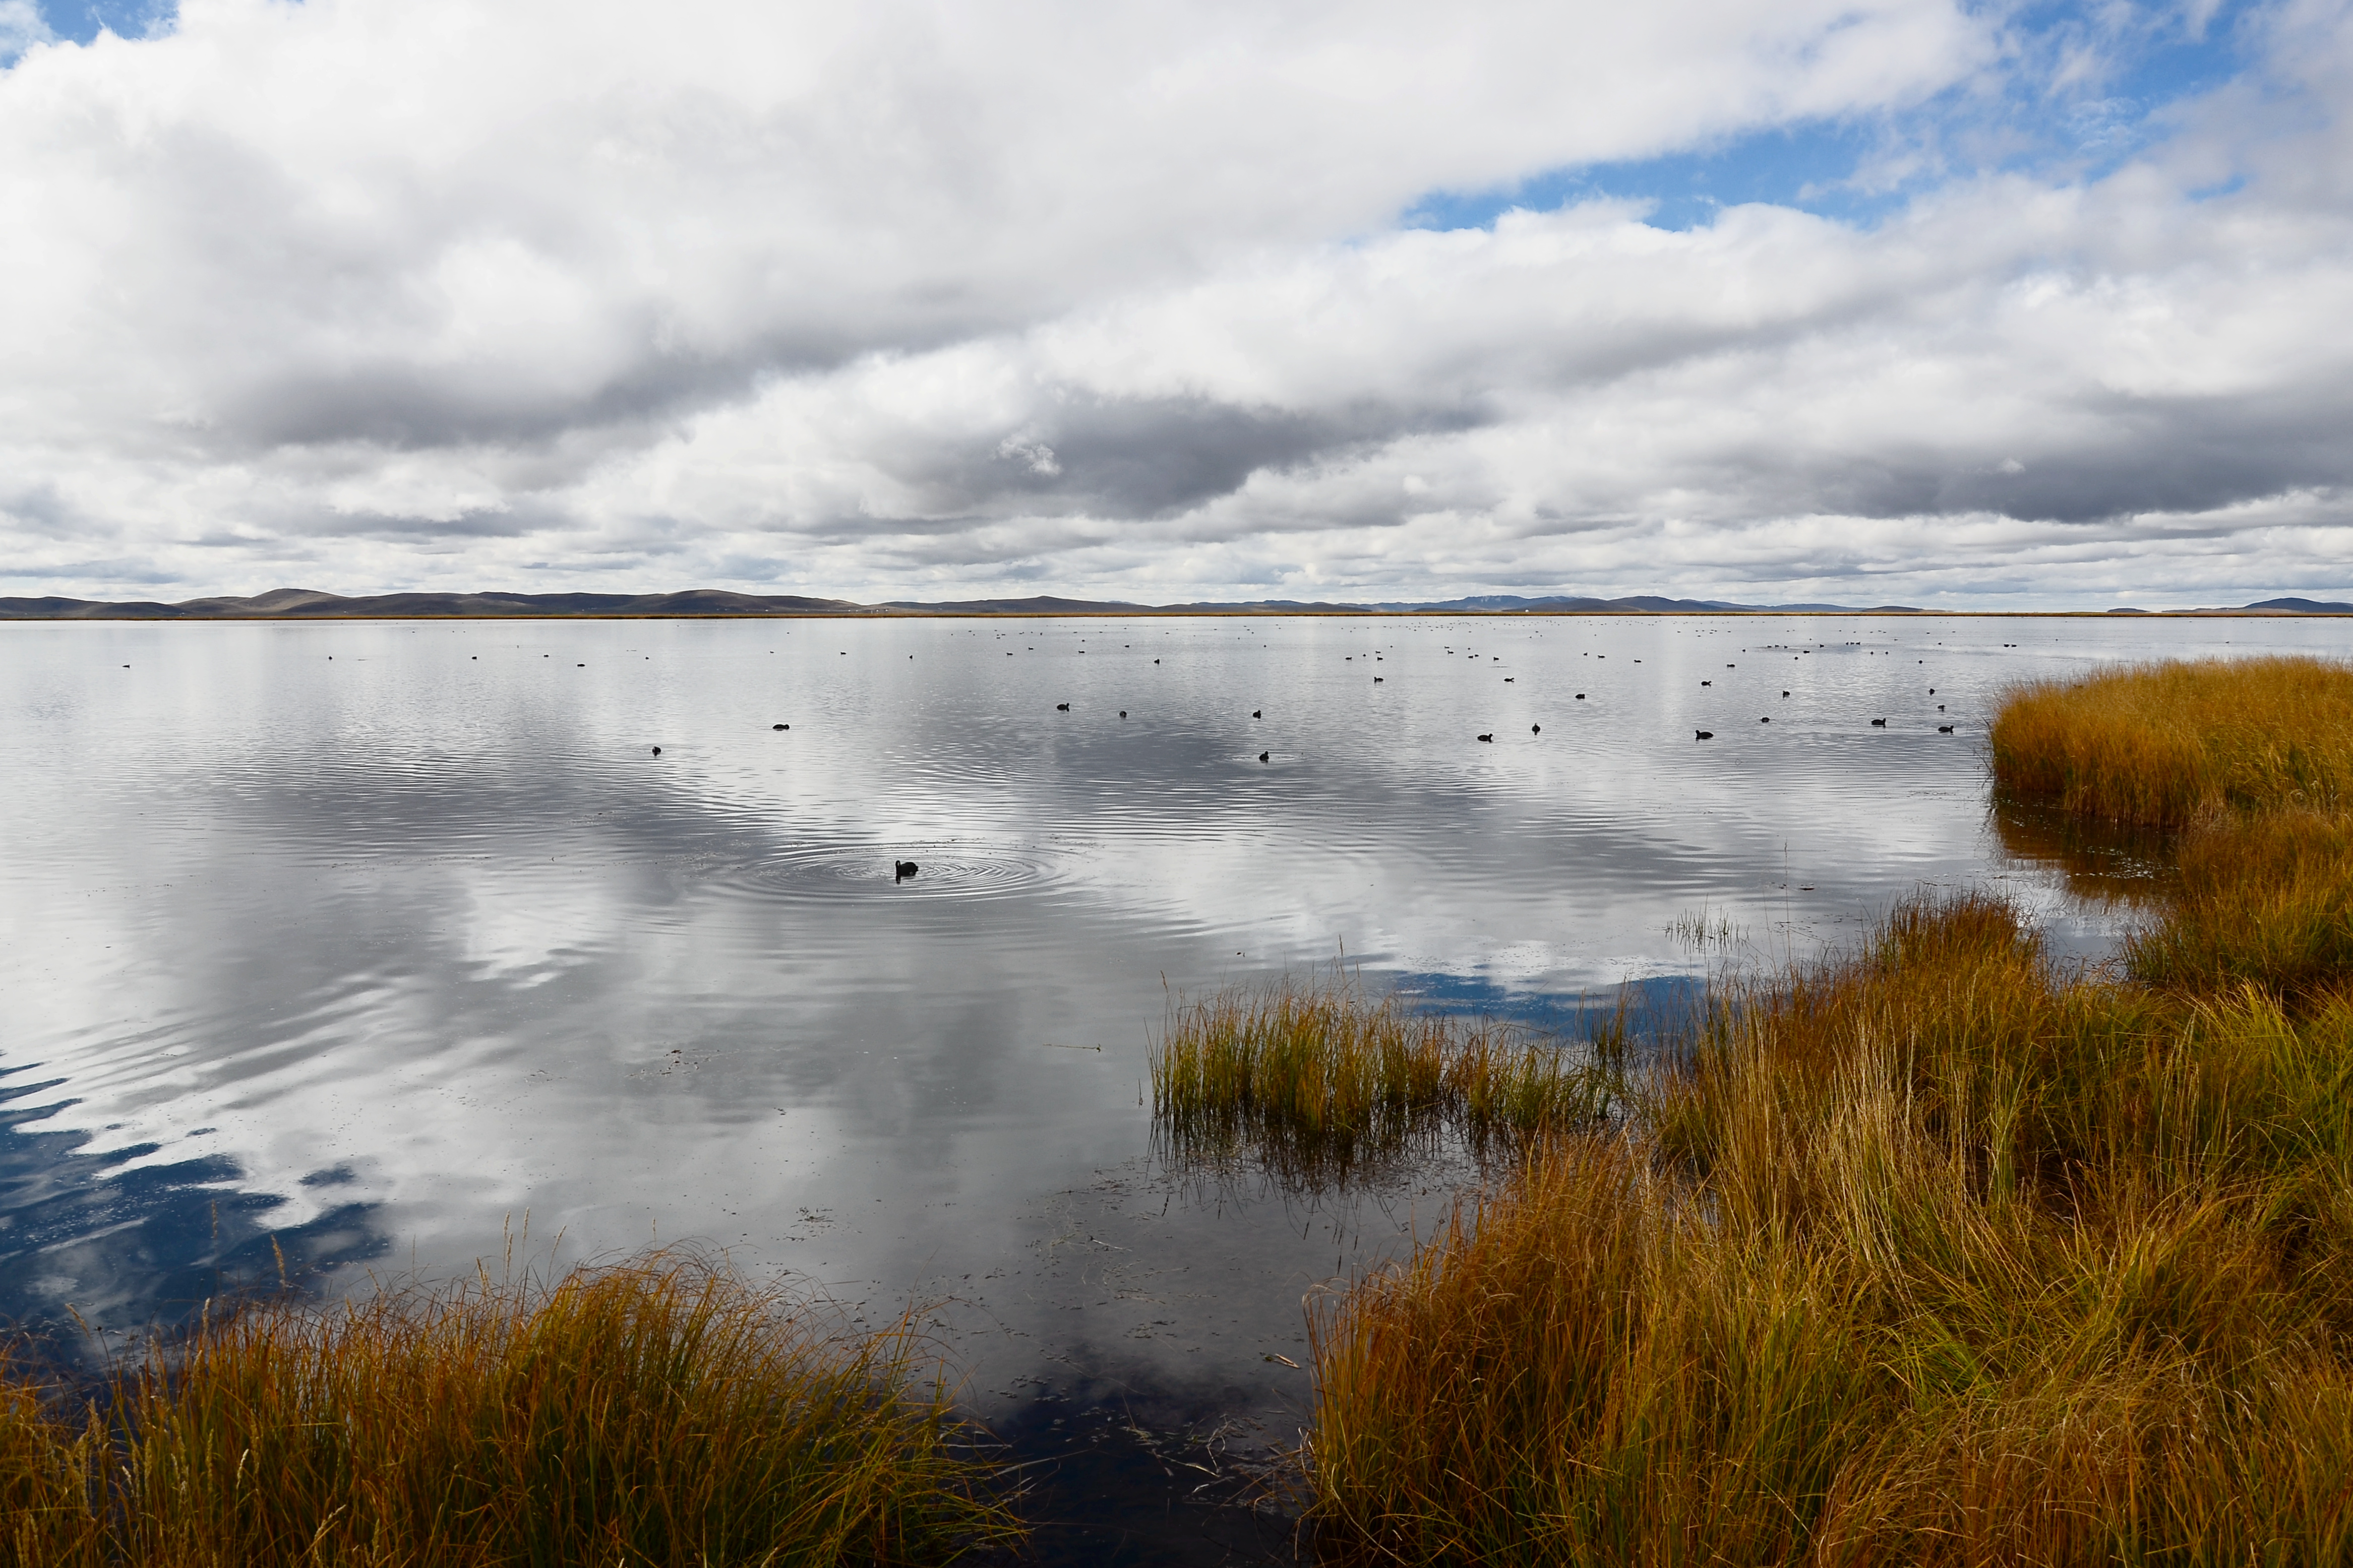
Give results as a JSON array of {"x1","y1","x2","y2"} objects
[
  {"x1": 1989, "y1": 654, "x2": 2353, "y2": 827},
  {"x1": 2127, "y1": 805, "x2": 2353, "y2": 1005},
  {"x1": 1309, "y1": 897, "x2": 2353, "y2": 1565},
  {"x1": 1303, "y1": 658, "x2": 2353, "y2": 1565},
  {"x1": 0, "y1": 1251, "x2": 1020, "y2": 1567},
  {"x1": 1151, "y1": 971, "x2": 1613, "y2": 1184}
]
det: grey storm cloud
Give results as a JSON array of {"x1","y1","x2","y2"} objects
[
  {"x1": 0, "y1": 0, "x2": 2349, "y2": 605},
  {"x1": 909, "y1": 396, "x2": 1488, "y2": 520}
]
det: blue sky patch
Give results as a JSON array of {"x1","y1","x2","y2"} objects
[
  {"x1": 31, "y1": 0, "x2": 172, "y2": 47},
  {"x1": 1403, "y1": 0, "x2": 2262, "y2": 233}
]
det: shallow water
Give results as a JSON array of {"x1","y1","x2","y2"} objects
[{"x1": 4, "y1": 613, "x2": 2345, "y2": 1556}]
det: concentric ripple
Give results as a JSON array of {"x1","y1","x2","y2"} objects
[{"x1": 707, "y1": 840, "x2": 1074, "y2": 904}]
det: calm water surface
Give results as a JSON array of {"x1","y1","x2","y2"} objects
[{"x1": 5, "y1": 613, "x2": 2345, "y2": 1554}]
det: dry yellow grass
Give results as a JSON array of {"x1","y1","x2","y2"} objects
[
  {"x1": 1988, "y1": 654, "x2": 2353, "y2": 827},
  {"x1": 1304, "y1": 656, "x2": 2353, "y2": 1564},
  {"x1": 0, "y1": 1251, "x2": 1020, "y2": 1567},
  {"x1": 2126, "y1": 806, "x2": 2353, "y2": 1005},
  {"x1": 0, "y1": 1348, "x2": 103, "y2": 1567},
  {"x1": 1151, "y1": 969, "x2": 1613, "y2": 1184},
  {"x1": 1308, "y1": 897, "x2": 2353, "y2": 1564}
]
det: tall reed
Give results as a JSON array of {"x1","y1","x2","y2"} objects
[
  {"x1": 0, "y1": 1348, "x2": 104, "y2": 1566},
  {"x1": 0, "y1": 1251, "x2": 1020, "y2": 1567},
  {"x1": 1989, "y1": 654, "x2": 2353, "y2": 827},
  {"x1": 1305, "y1": 657, "x2": 2353, "y2": 1564},
  {"x1": 1152, "y1": 970, "x2": 1612, "y2": 1183},
  {"x1": 1310, "y1": 898, "x2": 2353, "y2": 1564},
  {"x1": 2127, "y1": 806, "x2": 2353, "y2": 1005}
]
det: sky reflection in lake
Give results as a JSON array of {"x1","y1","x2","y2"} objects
[{"x1": 4, "y1": 613, "x2": 2346, "y2": 1414}]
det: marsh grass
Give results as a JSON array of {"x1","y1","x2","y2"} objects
[
  {"x1": 1989, "y1": 654, "x2": 2353, "y2": 827},
  {"x1": 1303, "y1": 657, "x2": 2353, "y2": 1565},
  {"x1": 2128, "y1": 806, "x2": 2353, "y2": 1006},
  {"x1": 0, "y1": 1347, "x2": 103, "y2": 1566},
  {"x1": 1666, "y1": 903, "x2": 1744, "y2": 952},
  {"x1": 0, "y1": 1251, "x2": 1021, "y2": 1567},
  {"x1": 1308, "y1": 897, "x2": 2353, "y2": 1564},
  {"x1": 1151, "y1": 970, "x2": 1615, "y2": 1184}
]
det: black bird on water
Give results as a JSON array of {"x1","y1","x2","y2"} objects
[
  {"x1": 1056, "y1": 703, "x2": 1070, "y2": 711},
  {"x1": 651, "y1": 746, "x2": 661, "y2": 755},
  {"x1": 1258, "y1": 751, "x2": 1270, "y2": 762},
  {"x1": 1759, "y1": 717, "x2": 1770, "y2": 723},
  {"x1": 1531, "y1": 724, "x2": 1541, "y2": 734},
  {"x1": 1477, "y1": 733, "x2": 1493, "y2": 742},
  {"x1": 1782, "y1": 689, "x2": 1790, "y2": 697},
  {"x1": 1871, "y1": 718, "x2": 1888, "y2": 727},
  {"x1": 1939, "y1": 725, "x2": 1956, "y2": 733},
  {"x1": 1252, "y1": 710, "x2": 1261, "y2": 718},
  {"x1": 895, "y1": 861, "x2": 919, "y2": 881},
  {"x1": 1575, "y1": 693, "x2": 1585, "y2": 699},
  {"x1": 773, "y1": 723, "x2": 788, "y2": 730},
  {"x1": 1695, "y1": 730, "x2": 1714, "y2": 740}
]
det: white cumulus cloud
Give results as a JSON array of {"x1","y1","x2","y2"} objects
[{"x1": 0, "y1": 0, "x2": 2348, "y2": 605}]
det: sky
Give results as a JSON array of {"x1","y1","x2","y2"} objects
[{"x1": 1, "y1": 0, "x2": 2349, "y2": 609}]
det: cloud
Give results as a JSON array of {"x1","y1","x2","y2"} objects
[
  {"x1": 0, "y1": 1, "x2": 50, "y2": 62},
  {"x1": 0, "y1": 0, "x2": 2348, "y2": 605}
]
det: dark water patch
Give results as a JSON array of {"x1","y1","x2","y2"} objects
[
  {"x1": 0, "y1": 1063, "x2": 387, "y2": 1351},
  {"x1": 979, "y1": 1371, "x2": 1307, "y2": 1566},
  {"x1": 1389, "y1": 969, "x2": 1710, "y2": 1044}
]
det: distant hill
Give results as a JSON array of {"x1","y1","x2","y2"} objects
[
  {"x1": 877, "y1": 594, "x2": 1154, "y2": 615},
  {"x1": 2243, "y1": 597, "x2": 2353, "y2": 613},
  {"x1": 0, "y1": 589, "x2": 862, "y2": 620},
  {"x1": 1, "y1": 588, "x2": 2343, "y2": 619},
  {"x1": 1365, "y1": 594, "x2": 1920, "y2": 614}
]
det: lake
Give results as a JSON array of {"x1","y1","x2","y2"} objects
[{"x1": 4, "y1": 612, "x2": 2342, "y2": 1559}]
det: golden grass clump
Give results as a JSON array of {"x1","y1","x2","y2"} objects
[
  {"x1": 1305, "y1": 656, "x2": 2353, "y2": 1564},
  {"x1": 1989, "y1": 654, "x2": 2353, "y2": 827},
  {"x1": 1151, "y1": 970, "x2": 1612, "y2": 1182},
  {"x1": 1308, "y1": 897, "x2": 2353, "y2": 1564},
  {"x1": 0, "y1": 1349, "x2": 104, "y2": 1566},
  {"x1": 2128, "y1": 807, "x2": 2353, "y2": 1004},
  {"x1": 0, "y1": 1251, "x2": 1020, "y2": 1567}
]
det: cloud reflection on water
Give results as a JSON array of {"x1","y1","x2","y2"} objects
[{"x1": 2, "y1": 614, "x2": 2344, "y2": 1406}]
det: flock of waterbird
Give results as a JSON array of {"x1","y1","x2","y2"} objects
[
  {"x1": 922, "y1": 632, "x2": 1956, "y2": 758},
  {"x1": 112, "y1": 622, "x2": 1972, "y2": 887},
  {"x1": 234, "y1": 625, "x2": 1964, "y2": 884},
  {"x1": 592, "y1": 625, "x2": 1968, "y2": 883},
  {"x1": 163, "y1": 626, "x2": 1964, "y2": 771}
]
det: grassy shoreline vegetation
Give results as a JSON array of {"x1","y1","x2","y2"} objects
[
  {"x1": 1151, "y1": 971, "x2": 1619, "y2": 1186},
  {"x1": 1280, "y1": 655, "x2": 2353, "y2": 1563},
  {"x1": 0, "y1": 1252, "x2": 1019, "y2": 1566}
]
